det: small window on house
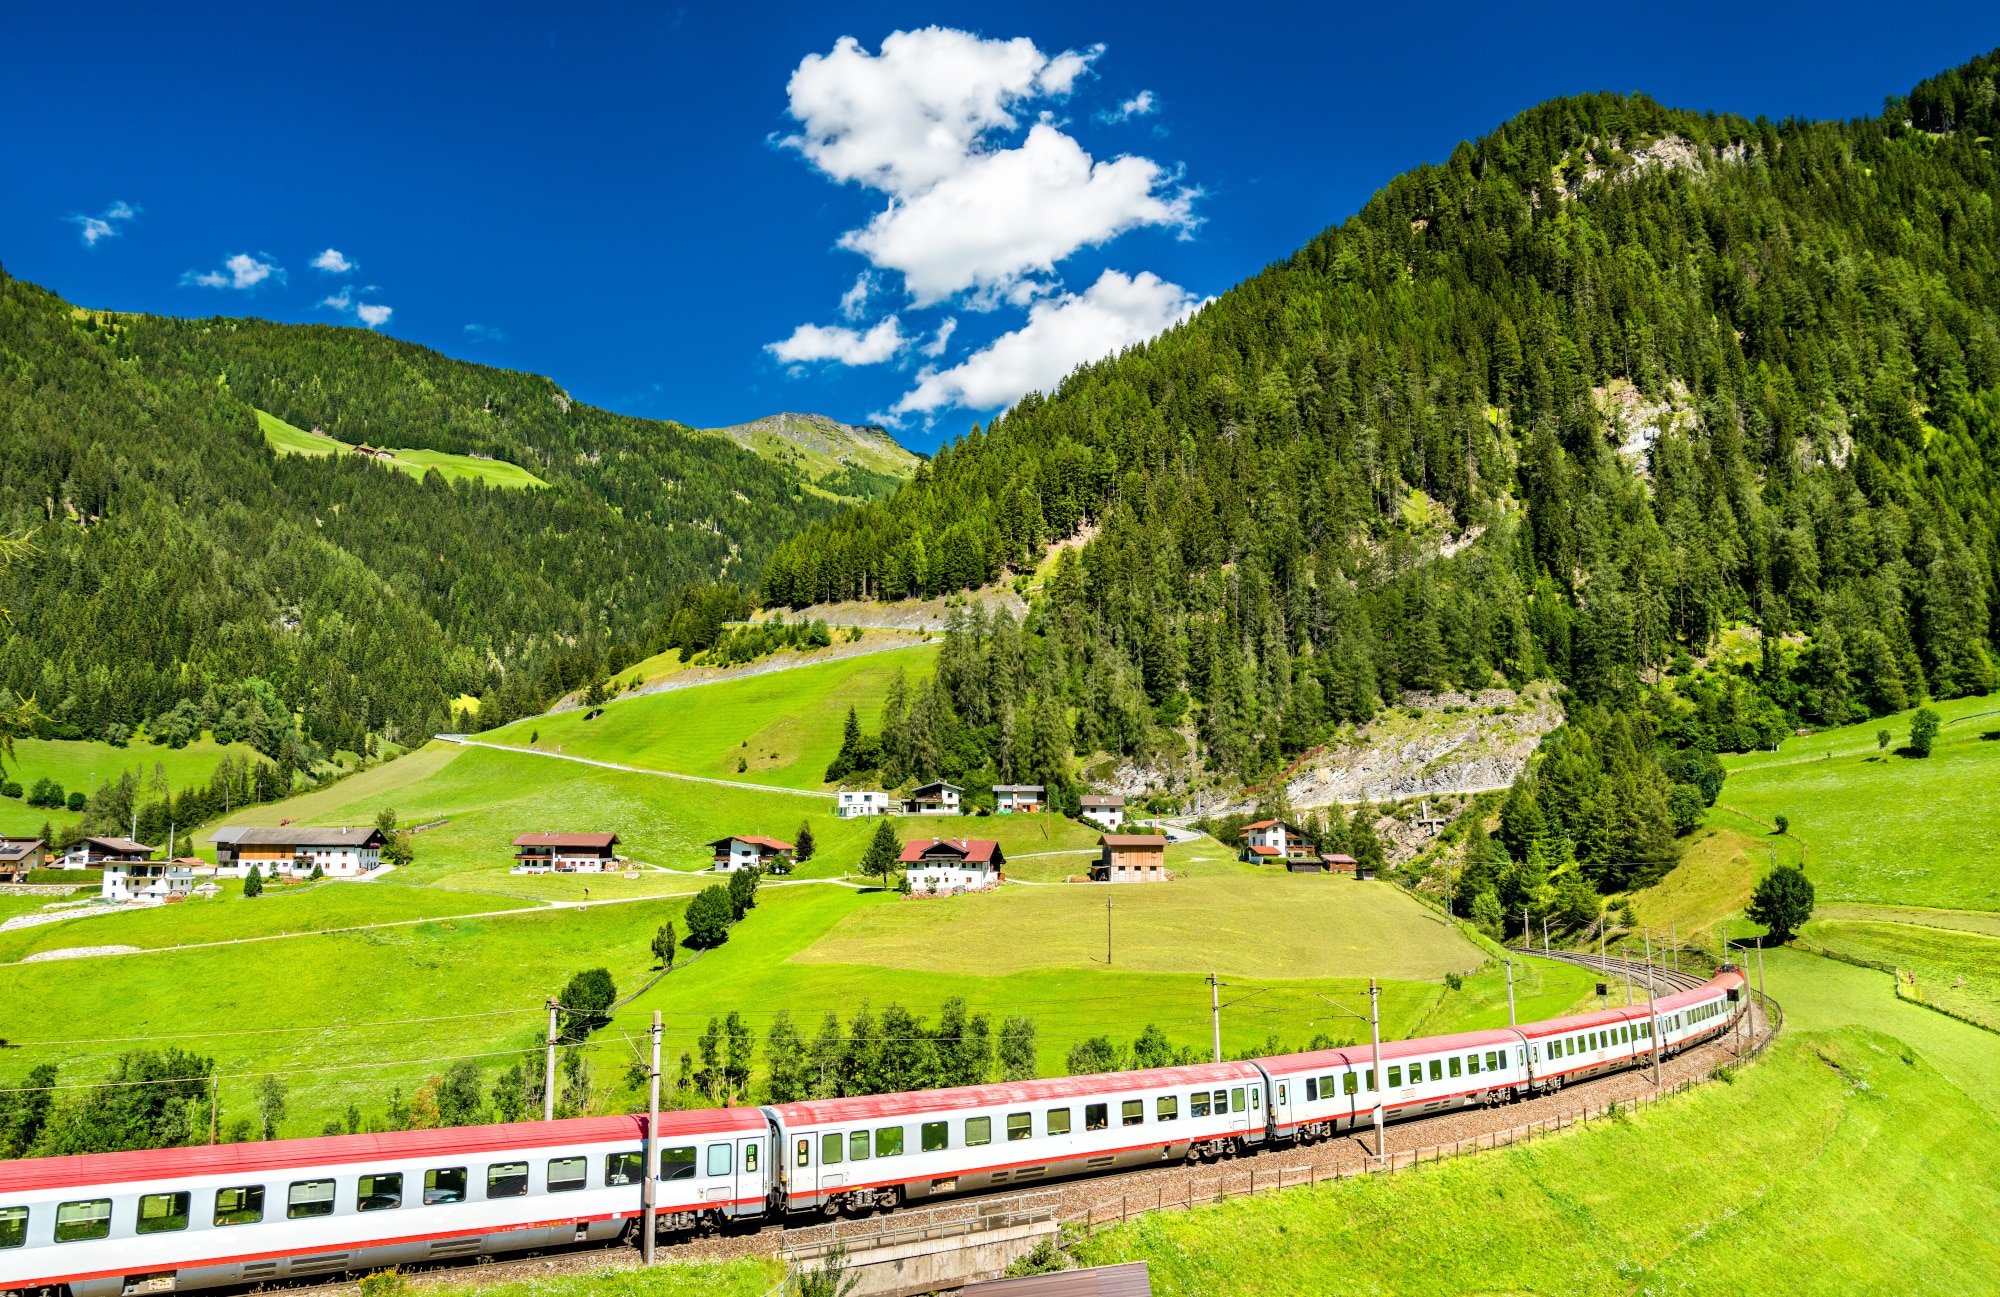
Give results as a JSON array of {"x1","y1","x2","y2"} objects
[
  {"x1": 922, "y1": 1121, "x2": 949, "y2": 1152},
  {"x1": 965, "y1": 1117, "x2": 991, "y2": 1147},
  {"x1": 55, "y1": 1199, "x2": 112, "y2": 1242},
  {"x1": 0, "y1": 1206, "x2": 25, "y2": 1249},
  {"x1": 287, "y1": 1180, "x2": 335, "y2": 1219},
  {"x1": 661, "y1": 1147, "x2": 698, "y2": 1180},
  {"x1": 138, "y1": 1193, "x2": 190, "y2": 1234},
  {"x1": 1190, "y1": 1092, "x2": 1211, "y2": 1118},
  {"x1": 214, "y1": 1186, "x2": 264, "y2": 1226},
  {"x1": 602, "y1": 1154, "x2": 641, "y2": 1189},
  {"x1": 487, "y1": 1163, "x2": 529, "y2": 1197},
  {"x1": 1046, "y1": 1108, "x2": 1071, "y2": 1136},
  {"x1": 1157, "y1": 1095, "x2": 1178, "y2": 1121},
  {"x1": 357, "y1": 1173, "x2": 402, "y2": 1211},
  {"x1": 1122, "y1": 1100, "x2": 1144, "y2": 1126},
  {"x1": 1086, "y1": 1103, "x2": 1109, "y2": 1131},
  {"x1": 547, "y1": 1158, "x2": 587, "y2": 1193},
  {"x1": 1007, "y1": 1112, "x2": 1032, "y2": 1141},
  {"x1": 873, "y1": 1127, "x2": 902, "y2": 1158},
  {"x1": 821, "y1": 1133, "x2": 845, "y2": 1165},
  {"x1": 707, "y1": 1143, "x2": 733, "y2": 1176}
]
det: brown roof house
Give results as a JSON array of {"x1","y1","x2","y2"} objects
[
  {"x1": 709, "y1": 835, "x2": 795, "y2": 873},
  {"x1": 513, "y1": 831, "x2": 622, "y2": 873},
  {"x1": 0, "y1": 837, "x2": 46, "y2": 881},
  {"x1": 1092, "y1": 834, "x2": 1169, "y2": 883}
]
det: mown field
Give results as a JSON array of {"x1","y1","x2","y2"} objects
[
  {"x1": 1798, "y1": 917, "x2": 2000, "y2": 1034},
  {"x1": 257, "y1": 409, "x2": 547, "y2": 489},
  {"x1": 1718, "y1": 692, "x2": 2000, "y2": 912},
  {"x1": 0, "y1": 734, "x2": 244, "y2": 839}
]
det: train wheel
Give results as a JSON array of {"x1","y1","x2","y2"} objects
[{"x1": 875, "y1": 1187, "x2": 901, "y2": 1213}]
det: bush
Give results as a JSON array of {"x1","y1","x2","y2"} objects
[
  {"x1": 26, "y1": 778, "x2": 62, "y2": 809},
  {"x1": 65, "y1": 791, "x2": 85, "y2": 812},
  {"x1": 557, "y1": 968, "x2": 618, "y2": 1041},
  {"x1": 0, "y1": 781, "x2": 19, "y2": 800},
  {"x1": 1910, "y1": 707, "x2": 1941, "y2": 757},
  {"x1": 684, "y1": 884, "x2": 734, "y2": 947}
]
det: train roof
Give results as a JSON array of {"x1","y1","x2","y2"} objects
[
  {"x1": 0, "y1": 1109, "x2": 764, "y2": 1194},
  {"x1": 769, "y1": 1061, "x2": 1264, "y2": 1126},
  {"x1": 1519, "y1": 971, "x2": 1742, "y2": 1039},
  {"x1": 1257, "y1": 1027, "x2": 1522, "y2": 1075}
]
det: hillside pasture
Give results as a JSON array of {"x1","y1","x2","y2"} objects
[
  {"x1": 1799, "y1": 918, "x2": 2000, "y2": 1034},
  {"x1": 0, "y1": 734, "x2": 248, "y2": 839},
  {"x1": 257, "y1": 409, "x2": 547, "y2": 489},
  {"x1": 1718, "y1": 693, "x2": 2000, "y2": 911}
]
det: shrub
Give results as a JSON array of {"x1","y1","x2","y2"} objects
[
  {"x1": 65, "y1": 791, "x2": 84, "y2": 812},
  {"x1": 26, "y1": 778, "x2": 62, "y2": 809},
  {"x1": 557, "y1": 968, "x2": 618, "y2": 1041},
  {"x1": 0, "y1": 781, "x2": 18, "y2": 800},
  {"x1": 727, "y1": 865, "x2": 760, "y2": 918},
  {"x1": 242, "y1": 866, "x2": 263, "y2": 897},
  {"x1": 684, "y1": 884, "x2": 734, "y2": 948},
  {"x1": 1910, "y1": 707, "x2": 1941, "y2": 756}
]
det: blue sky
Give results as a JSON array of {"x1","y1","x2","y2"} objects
[{"x1": 4, "y1": 3, "x2": 1996, "y2": 452}]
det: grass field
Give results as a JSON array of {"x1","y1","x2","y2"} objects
[
  {"x1": 482, "y1": 642, "x2": 939, "y2": 790},
  {"x1": 1797, "y1": 918, "x2": 2000, "y2": 1034},
  {"x1": 1620, "y1": 823, "x2": 1772, "y2": 941},
  {"x1": 256, "y1": 410, "x2": 547, "y2": 489},
  {"x1": 1071, "y1": 1025, "x2": 2000, "y2": 1294},
  {"x1": 1718, "y1": 692, "x2": 2000, "y2": 911},
  {"x1": 0, "y1": 735, "x2": 246, "y2": 839}
]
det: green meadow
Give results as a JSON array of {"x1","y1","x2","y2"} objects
[
  {"x1": 0, "y1": 734, "x2": 244, "y2": 839},
  {"x1": 256, "y1": 409, "x2": 547, "y2": 489},
  {"x1": 1798, "y1": 917, "x2": 2000, "y2": 1034}
]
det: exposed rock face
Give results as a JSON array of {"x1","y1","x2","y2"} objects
[{"x1": 1594, "y1": 377, "x2": 1697, "y2": 464}]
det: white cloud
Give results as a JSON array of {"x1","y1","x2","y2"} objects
[
  {"x1": 838, "y1": 272, "x2": 874, "y2": 320},
  {"x1": 780, "y1": 28, "x2": 1192, "y2": 305},
  {"x1": 1099, "y1": 90, "x2": 1156, "y2": 122},
  {"x1": 182, "y1": 252, "x2": 282, "y2": 290},
  {"x1": 920, "y1": 317, "x2": 957, "y2": 358},
  {"x1": 317, "y1": 284, "x2": 393, "y2": 329},
  {"x1": 355, "y1": 303, "x2": 393, "y2": 328},
  {"x1": 311, "y1": 248, "x2": 354, "y2": 273},
  {"x1": 70, "y1": 200, "x2": 140, "y2": 246},
  {"x1": 464, "y1": 323, "x2": 506, "y2": 343},
  {"x1": 893, "y1": 269, "x2": 1203, "y2": 415},
  {"x1": 320, "y1": 288, "x2": 352, "y2": 311},
  {"x1": 767, "y1": 315, "x2": 908, "y2": 366}
]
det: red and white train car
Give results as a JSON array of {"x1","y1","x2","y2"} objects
[
  {"x1": 0, "y1": 1111, "x2": 767, "y2": 1297},
  {"x1": 768, "y1": 1062, "x2": 1266, "y2": 1214},
  {"x1": 1259, "y1": 1026, "x2": 1531, "y2": 1140}
]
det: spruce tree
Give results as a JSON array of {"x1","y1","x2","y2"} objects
[{"x1": 860, "y1": 818, "x2": 901, "y2": 888}]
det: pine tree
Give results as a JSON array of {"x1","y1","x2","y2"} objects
[
  {"x1": 860, "y1": 818, "x2": 901, "y2": 888},
  {"x1": 795, "y1": 820, "x2": 816, "y2": 864}
]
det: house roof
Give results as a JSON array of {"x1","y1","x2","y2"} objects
[
  {"x1": 0, "y1": 1110, "x2": 766, "y2": 1195},
  {"x1": 510, "y1": 831, "x2": 620, "y2": 849},
  {"x1": 709, "y1": 835, "x2": 795, "y2": 853},
  {"x1": 910, "y1": 781, "x2": 963, "y2": 796},
  {"x1": 1246, "y1": 844, "x2": 1282, "y2": 857},
  {"x1": 232, "y1": 826, "x2": 388, "y2": 848},
  {"x1": 1240, "y1": 820, "x2": 1304, "y2": 836},
  {"x1": 992, "y1": 784, "x2": 1045, "y2": 793},
  {"x1": 81, "y1": 836, "x2": 155, "y2": 856},
  {"x1": 1098, "y1": 834, "x2": 1168, "y2": 849},
  {"x1": 1080, "y1": 795, "x2": 1126, "y2": 807},
  {"x1": 899, "y1": 838, "x2": 1003, "y2": 865},
  {"x1": 1324, "y1": 853, "x2": 1358, "y2": 864}
]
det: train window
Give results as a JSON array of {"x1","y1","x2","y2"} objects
[
  {"x1": 849, "y1": 1131, "x2": 870, "y2": 1162},
  {"x1": 1277, "y1": 1084, "x2": 1287, "y2": 1105},
  {"x1": 1343, "y1": 1073, "x2": 1358, "y2": 1096},
  {"x1": 822, "y1": 1133, "x2": 845, "y2": 1164},
  {"x1": 214, "y1": 1186, "x2": 264, "y2": 1226},
  {"x1": 922, "y1": 1121, "x2": 949, "y2": 1152},
  {"x1": 1231, "y1": 1088, "x2": 1246, "y2": 1113},
  {"x1": 1449, "y1": 1057, "x2": 1462, "y2": 1078},
  {"x1": 422, "y1": 1169, "x2": 467, "y2": 1205},
  {"x1": 1122, "y1": 1100, "x2": 1144, "y2": 1126},
  {"x1": 873, "y1": 1128, "x2": 902, "y2": 1158},
  {"x1": 1046, "y1": 1108, "x2": 1071, "y2": 1136},
  {"x1": 603, "y1": 1154, "x2": 642, "y2": 1188},
  {"x1": 964, "y1": 1117, "x2": 991, "y2": 1147},
  {"x1": 1305, "y1": 1078, "x2": 1318, "y2": 1102},
  {"x1": 1085, "y1": 1104, "x2": 1108, "y2": 1131},
  {"x1": 708, "y1": 1143, "x2": 734, "y2": 1176},
  {"x1": 1190, "y1": 1092, "x2": 1210, "y2": 1118},
  {"x1": 797, "y1": 1139, "x2": 812, "y2": 1169},
  {"x1": 745, "y1": 1145, "x2": 758, "y2": 1173},
  {"x1": 137, "y1": 1193, "x2": 189, "y2": 1234},
  {"x1": 665, "y1": 1145, "x2": 699, "y2": 1179},
  {"x1": 1486, "y1": 1051, "x2": 1500, "y2": 1070},
  {"x1": 1428, "y1": 1060, "x2": 1443, "y2": 1082},
  {"x1": 0, "y1": 1206, "x2": 23, "y2": 1249},
  {"x1": 1320, "y1": 1074, "x2": 1336, "y2": 1097},
  {"x1": 1250, "y1": 1088, "x2": 1260, "y2": 1110},
  {"x1": 1157, "y1": 1095, "x2": 1178, "y2": 1122},
  {"x1": 1387, "y1": 1066, "x2": 1402, "y2": 1087},
  {"x1": 1007, "y1": 1112, "x2": 1032, "y2": 1142},
  {"x1": 358, "y1": 1174, "x2": 403, "y2": 1212},
  {"x1": 288, "y1": 1180, "x2": 336, "y2": 1219},
  {"x1": 547, "y1": 1158, "x2": 587, "y2": 1193},
  {"x1": 1465, "y1": 1054, "x2": 1479, "y2": 1075},
  {"x1": 55, "y1": 1199, "x2": 111, "y2": 1243},
  {"x1": 487, "y1": 1163, "x2": 529, "y2": 1197}
]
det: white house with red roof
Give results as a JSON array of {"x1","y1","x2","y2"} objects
[
  {"x1": 709, "y1": 835, "x2": 796, "y2": 873},
  {"x1": 898, "y1": 838, "x2": 1005, "y2": 894},
  {"x1": 512, "y1": 831, "x2": 621, "y2": 873},
  {"x1": 1240, "y1": 819, "x2": 1316, "y2": 863}
]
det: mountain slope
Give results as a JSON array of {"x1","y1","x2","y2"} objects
[
  {"x1": 0, "y1": 278, "x2": 840, "y2": 755},
  {"x1": 706, "y1": 412, "x2": 921, "y2": 503}
]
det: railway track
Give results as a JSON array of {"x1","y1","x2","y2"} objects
[{"x1": 227, "y1": 956, "x2": 1776, "y2": 1296}]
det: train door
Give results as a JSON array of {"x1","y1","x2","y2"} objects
[{"x1": 733, "y1": 1135, "x2": 763, "y2": 1216}]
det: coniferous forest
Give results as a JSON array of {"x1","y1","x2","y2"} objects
[{"x1": 763, "y1": 53, "x2": 2000, "y2": 923}]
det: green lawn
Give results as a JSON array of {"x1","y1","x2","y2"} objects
[
  {"x1": 1717, "y1": 692, "x2": 2000, "y2": 911},
  {"x1": 0, "y1": 734, "x2": 249, "y2": 839},
  {"x1": 1797, "y1": 918, "x2": 2000, "y2": 1034},
  {"x1": 257, "y1": 409, "x2": 547, "y2": 489},
  {"x1": 408, "y1": 1260, "x2": 782, "y2": 1297},
  {"x1": 483, "y1": 642, "x2": 939, "y2": 791},
  {"x1": 1072, "y1": 1024, "x2": 2000, "y2": 1294}
]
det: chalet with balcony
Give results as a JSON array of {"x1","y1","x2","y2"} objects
[
  {"x1": 512, "y1": 831, "x2": 621, "y2": 873},
  {"x1": 1092, "y1": 834, "x2": 1169, "y2": 883},
  {"x1": 709, "y1": 835, "x2": 795, "y2": 873},
  {"x1": 0, "y1": 837, "x2": 46, "y2": 880},
  {"x1": 211, "y1": 826, "x2": 387, "y2": 878},
  {"x1": 993, "y1": 784, "x2": 1045, "y2": 814},
  {"x1": 898, "y1": 838, "x2": 1005, "y2": 893},
  {"x1": 903, "y1": 781, "x2": 963, "y2": 815},
  {"x1": 63, "y1": 836, "x2": 157, "y2": 868}
]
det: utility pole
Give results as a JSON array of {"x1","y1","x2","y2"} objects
[
  {"x1": 1623, "y1": 940, "x2": 1634, "y2": 1006},
  {"x1": 1671, "y1": 920, "x2": 1678, "y2": 973},
  {"x1": 1369, "y1": 979, "x2": 1384, "y2": 1163},
  {"x1": 643, "y1": 1011, "x2": 660, "y2": 1264},
  {"x1": 544, "y1": 999, "x2": 559, "y2": 1121},
  {"x1": 1208, "y1": 972, "x2": 1222, "y2": 1063},
  {"x1": 1542, "y1": 915, "x2": 1550, "y2": 953},
  {"x1": 1106, "y1": 895, "x2": 1114, "y2": 966},
  {"x1": 1505, "y1": 956, "x2": 1517, "y2": 1027},
  {"x1": 1644, "y1": 927, "x2": 1661, "y2": 1088}
]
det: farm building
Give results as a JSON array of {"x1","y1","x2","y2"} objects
[
  {"x1": 1092, "y1": 834, "x2": 1169, "y2": 883},
  {"x1": 102, "y1": 859, "x2": 196, "y2": 904},
  {"x1": 904, "y1": 781, "x2": 963, "y2": 815},
  {"x1": 993, "y1": 784, "x2": 1045, "y2": 813},
  {"x1": 899, "y1": 838, "x2": 1005, "y2": 893},
  {"x1": 212, "y1": 826, "x2": 387, "y2": 878},
  {"x1": 710, "y1": 835, "x2": 795, "y2": 873},
  {"x1": 63, "y1": 836, "x2": 156, "y2": 867},
  {"x1": 1080, "y1": 794, "x2": 1126, "y2": 829},
  {"x1": 1239, "y1": 820, "x2": 1318, "y2": 865},
  {"x1": 1321, "y1": 853, "x2": 1361, "y2": 876},
  {"x1": 835, "y1": 789, "x2": 893, "y2": 818},
  {"x1": 0, "y1": 836, "x2": 46, "y2": 879},
  {"x1": 512, "y1": 831, "x2": 621, "y2": 873}
]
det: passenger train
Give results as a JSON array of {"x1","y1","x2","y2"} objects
[{"x1": 0, "y1": 969, "x2": 1749, "y2": 1297}]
